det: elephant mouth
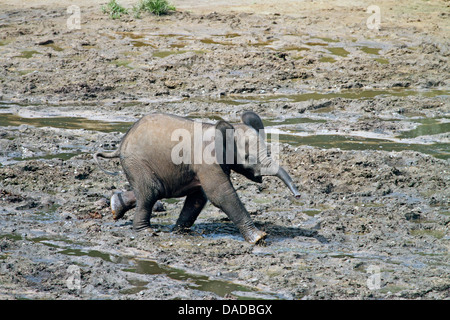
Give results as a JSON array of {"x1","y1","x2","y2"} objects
[{"x1": 235, "y1": 167, "x2": 263, "y2": 184}]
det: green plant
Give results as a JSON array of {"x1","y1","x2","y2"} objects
[
  {"x1": 137, "y1": 0, "x2": 176, "y2": 16},
  {"x1": 101, "y1": 0, "x2": 128, "y2": 19},
  {"x1": 131, "y1": 4, "x2": 142, "y2": 18}
]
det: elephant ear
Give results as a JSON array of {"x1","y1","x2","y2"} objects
[
  {"x1": 215, "y1": 120, "x2": 235, "y2": 167},
  {"x1": 241, "y1": 111, "x2": 264, "y2": 132}
]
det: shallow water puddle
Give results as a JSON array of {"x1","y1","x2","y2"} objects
[
  {"x1": 274, "y1": 133, "x2": 449, "y2": 160},
  {"x1": 0, "y1": 113, "x2": 133, "y2": 164},
  {"x1": 123, "y1": 259, "x2": 277, "y2": 299},
  {"x1": 131, "y1": 40, "x2": 156, "y2": 48},
  {"x1": 110, "y1": 59, "x2": 133, "y2": 69},
  {"x1": 397, "y1": 118, "x2": 450, "y2": 139},
  {"x1": 0, "y1": 90, "x2": 448, "y2": 162},
  {"x1": 116, "y1": 31, "x2": 146, "y2": 40},
  {"x1": 261, "y1": 237, "x2": 448, "y2": 271},
  {"x1": 2, "y1": 232, "x2": 277, "y2": 299},
  {"x1": 359, "y1": 46, "x2": 381, "y2": 55},
  {"x1": 11, "y1": 152, "x2": 80, "y2": 162},
  {"x1": 319, "y1": 56, "x2": 337, "y2": 63},
  {"x1": 1, "y1": 109, "x2": 226, "y2": 136},
  {"x1": 263, "y1": 117, "x2": 327, "y2": 127},
  {"x1": 14, "y1": 50, "x2": 40, "y2": 58},
  {"x1": 152, "y1": 50, "x2": 187, "y2": 58},
  {"x1": 326, "y1": 47, "x2": 350, "y2": 57},
  {"x1": 112, "y1": 31, "x2": 394, "y2": 67},
  {"x1": 303, "y1": 209, "x2": 322, "y2": 217},
  {"x1": 259, "y1": 113, "x2": 449, "y2": 160},
  {"x1": 200, "y1": 38, "x2": 234, "y2": 46},
  {"x1": 0, "y1": 113, "x2": 132, "y2": 133},
  {"x1": 374, "y1": 58, "x2": 389, "y2": 64},
  {"x1": 117, "y1": 31, "x2": 205, "y2": 53},
  {"x1": 314, "y1": 37, "x2": 340, "y2": 43},
  {"x1": 205, "y1": 88, "x2": 449, "y2": 105},
  {"x1": 42, "y1": 43, "x2": 64, "y2": 52},
  {"x1": 112, "y1": 31, "x2": 359, "y2": 59}
]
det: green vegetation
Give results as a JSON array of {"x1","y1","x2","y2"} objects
[
  {"x1": 102, "y1": 0, "x2": 176, "y2": 19},
  {"x1": 135, "y1": 0, "x2": 176, "y2": 17},
  {"x1": 101, "y1": 0, "x2": 128, "y2": 19}
]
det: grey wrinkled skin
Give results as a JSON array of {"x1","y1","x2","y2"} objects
[{"x1": 94, "y1": 111, "x2": 300, "y2": 244}]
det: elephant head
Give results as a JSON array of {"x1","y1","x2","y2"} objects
[{"x1": 215, "y1": 111, "x2": 301, "y2": 199}]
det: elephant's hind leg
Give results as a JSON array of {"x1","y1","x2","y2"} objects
[
  {"x1": 111, "y1": 190, "x2": 136, "y2": 220},
  {"x1": 122, "y1": 162, "x2": 161, "y2": 232},
  {"x1": 174, "y1": 188, "x2": 208, "y2": 232},
  {"x1": 133, "y1": 191, "x2": 159, "y2": 232},
  {"x1": 111, "y1": 190, "x2": 164, "y2": 220}
]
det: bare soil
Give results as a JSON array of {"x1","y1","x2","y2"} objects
[{"x1": 0, "y1": 0, "x2": 449, "y2": 300}]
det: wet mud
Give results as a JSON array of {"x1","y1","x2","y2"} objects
[{"x1": 0, "y1": 0, "x2": 449, "y2": 299}]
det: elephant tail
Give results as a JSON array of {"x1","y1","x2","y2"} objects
[{"x1": 93, "y1": 149, "x2": 121, "y2": 176}]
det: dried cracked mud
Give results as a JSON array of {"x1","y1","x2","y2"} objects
[{"x1": 0, "y1": 0, "x2": 449, "y2": 300}]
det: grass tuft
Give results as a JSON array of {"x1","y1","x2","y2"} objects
[
  {"x1": 101, "y1": 0, "x2": 176, "y2": 19},
  {"x1": 136, "y1": 0, "x2": 176, "y2": 16},
  {"x1": 101, "y1": 0, "x2": 128, "y2": 19}
]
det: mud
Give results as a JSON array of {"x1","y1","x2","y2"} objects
[{"x1": 0, "y1": 1, "x2": 449, "y2": 299}]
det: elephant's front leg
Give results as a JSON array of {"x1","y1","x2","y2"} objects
[
  {"x1": 198, "y1": 169, "x2": 266, "y2": 244},
  {"x1": 173, "y1": 188, "x2": 208, "y2": 232}
]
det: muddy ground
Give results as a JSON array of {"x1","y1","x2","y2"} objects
[{"x1": 0, "y1": 0, "x2": 449, "y2": 299}]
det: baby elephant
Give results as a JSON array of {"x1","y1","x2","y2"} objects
[{"x1": 94, "y1": 111, "x2": 300, "y2": 244}]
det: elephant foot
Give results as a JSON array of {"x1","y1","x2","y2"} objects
[
  {"x1": 111, "y1": 192, "x2": 164, "y2": 220},
  {"x1": 243, "y1": 229, "x2": 267, "y2": 245},
  {"x1": 153, "y1": 200, "x2": 165, "y2": 212},
  {"x1": 172, "y1": 225, "x2": 191, "y2": 234},
  {"x1": 110, "y1": 192, "x2": 132, "y2": 220},
  {"x1": 138, "y1": 227, "x2": 159, "y2": 237}
]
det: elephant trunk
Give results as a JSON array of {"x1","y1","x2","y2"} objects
[
  {"x1": 257, "y1": 135, "x2": 300, "y2": 198},
  {"x1": 275, "y1": 166, "x2": 301, "y2": 199}
]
